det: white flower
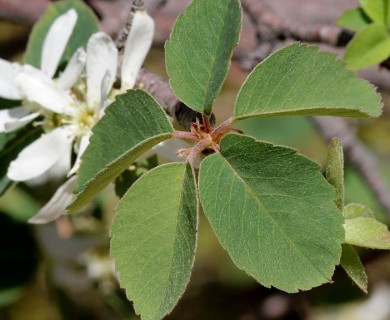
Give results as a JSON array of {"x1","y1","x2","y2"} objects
[
  {"x1": 120, "y1": 10, "x2": 155, "y2": 91},
  {"x1": 24, "y1": 10, "x2": 155, "y2": 224},
  {"x1": 9, "y1": 32, "x2": 117, "y2": 182},
  {"x1": 0, "y1": 9, "x2": 78, "y2": 133}
]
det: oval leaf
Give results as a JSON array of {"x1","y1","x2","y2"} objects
[
  {"x1": 337, "y1": 7, "x2": 372, "y2": 31},
  {"x1": 165, "y1": 0, "x2": 242, "y2": 115},
  {"x1": 234, "y1": 43, "x2": 382, "y2": 119},
  {"x1": 68, "y1": 90, "x2": 173, "y2": 212},
  {"x1": 344, "y1": 217, "x2": 390, "y2": 249},
  {"x1": 340, "y1": 244, "x2": 368, "y2": 293},
  {"x1": 344, "y1": 23, "x2": 390, "y2": 70},
  {"x1": 359, "y1": 0, "x2": 387, "y2": 25},
  {"x1": 25, "y1": 0, "x2": 99, "y2": 69},
  {"x1": 343, "y1": 203, "x2": 376, "y2": 219},
  {"x1": 199, "y1": 134, "x2": 344, "y2": 292},
  {"x1": 326, "y1": 138, "x2": 344, "y2": 210},
  {"x1": 111, "y1": 163, "x2": 198, "y2": 320}
]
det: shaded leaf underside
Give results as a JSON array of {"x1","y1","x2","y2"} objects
[{"x1": 340, "y1": 243, "x2": 368, "y2": 293}]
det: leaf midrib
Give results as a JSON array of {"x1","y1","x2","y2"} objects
[
  {"x1": 157, "y1": 165, "x2": 189, "y2": 316},
  {"x1": 220, "y1": 155, "x2": 330, "y2": 281}
]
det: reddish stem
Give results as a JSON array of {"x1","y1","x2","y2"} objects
[
  {"x1": 187, "y1": 140, "x2": 212, "y2": 163},
  {"x1": 211, "y1": 117, "x2": 235, "y2": 140},
  {"x1": 173, "y1": 130, "x2": 199, "y2": 141}
]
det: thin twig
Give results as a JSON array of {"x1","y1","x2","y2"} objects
[
  {"x1": 115, "y1": 0, "x2": 144, "y2": 78},
  {"x1": 311, "y1": 116, "x2": 390, "y2": 219}
]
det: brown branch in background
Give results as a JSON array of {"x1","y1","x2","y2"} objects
[
  {"x1": 136, "y1": 68, "x2": 178, "y2": 119},
  {"x1": 136, "y1": 68, "x2": 207, "y2": 130},
  {"x1": 144, "y1": 0, "x2": 168, "y2": 17},
  {"x1": 0, "y1": 0, "x2": 49, "y2": 25},
  {"x1": 240, "y1": 42, "x2": 274, "y2": 72},
  {"x1": 240, "y1": 0, "x2": 345, "y2": 46},
  {"x1": 311, "y1": 117, "x2": 390, "y2": 218}
]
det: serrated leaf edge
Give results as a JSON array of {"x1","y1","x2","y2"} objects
[
  {"x1": 199, "y1": 133, "x2": 344, "y2": 293},
  {"x1": 165, "y1": 0, "x2": 242, "y2": 115},
  {"x1": 233, "y1": 42, "x2": 383, "y2": 120}
]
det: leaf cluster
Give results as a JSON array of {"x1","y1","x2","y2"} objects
[
  {"x1": 64, "y1": 0, "x2": 385, "y2": 318},
  {"x1": 2, "y1": 0, "x2": 386, "y2": 319},
  {"x1": 338, "y1": 0, "x2": 390, "y2": 70}
]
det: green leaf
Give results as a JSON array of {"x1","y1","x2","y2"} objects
[
  {"x1": 340, "y1": 244, "x2": 368, "y2": 293},
  {"x1": 114, "y1": 155, "x2": 158, "y2": 198},
  {"x1": 68, "y1": 90, "x2": 173, "y2": 212},
  {"x1": 344, "y1": 23, "x2": 390, "y2": 70},
  {"x1": 337, "y1": 7, "x2": 372, "y2": 31},
  {"x1": 359, "y1": 0, "x2": 387, "y2": 25},
  {"x1": 234, "y1": 43, "x2": 382, "y2": 119},
  {"x1": 343, "y1": 203, "x2": 376, "y2": 219},
  {"x1": 25, "y1": 0, "x2": 99, "y2": 69},
  {"x1": 199, "y1": 133, "x2": 344, "y2": 293},
  {"x1": 111, "y1": 163, "x2": 198, "y2": 320},
  {"x1": 0, "y1": 187, "x2": 40, "y2": 222},
  {"x1": 165, "y1": 0, "x2": 242, "y2": 115},
  {"x1": 326, "y1": 138, "x2": 344, "y2": 210},
  {"x1": 344, "y1": 217, "x2": 390, "y2": 249}
]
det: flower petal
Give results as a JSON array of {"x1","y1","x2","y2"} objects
[
  {"x1": 25, "y1": 140, "x2": 72, "y2": 186},
  {"x1": 68, "y1": 133, "x2": 90, "y2": 176},
  {"x1": 57, "y1": 48, "x2": 86, "y2": 91},
  {"x1": 100, "y1": 70, "x2": 113, "y2": 109},
  {"x1": 86, "y1": 32, "x2": 117, "y2": 108},
  {"x1": 17, "y1": 65, "x2": 74, "y2": 114},
  {"x1": 0, "y1": 107, "x2": 39, "y2": 132},
  {"x1": 28, "y1": 176, "x2": 77, "y2": 224},
  {"x1": 41, "y1": 9, "x2": 78, "y2": 78},
  {"x1": 7, "y1": 127, "x2": 74, "y2": 181},
  {"x1": 0, "y1": 58, "x2": 22, "y2": 99},
  {"x1": 121, "y1": 10, "x2": 154, "y2": 90}
]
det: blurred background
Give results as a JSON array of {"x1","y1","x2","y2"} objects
[{"x1": 0, "y1": 0, "x2": 390, "y2": 319}]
